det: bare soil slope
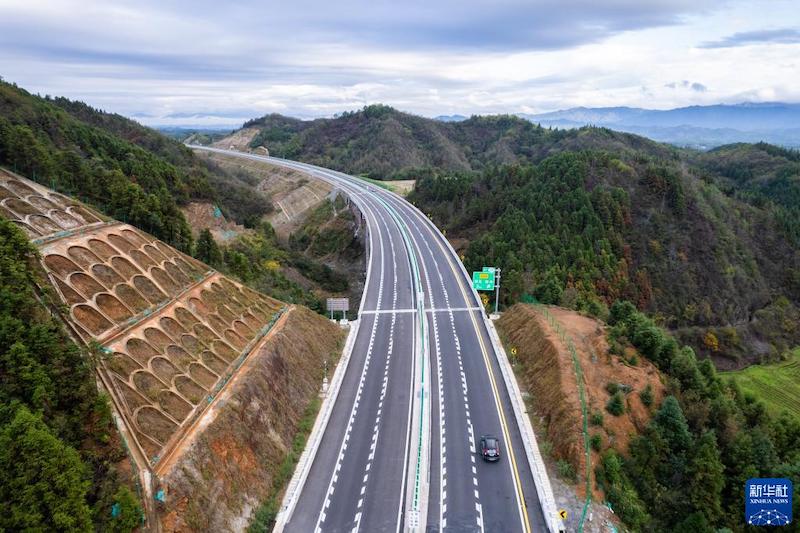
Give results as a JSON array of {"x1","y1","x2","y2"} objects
[
  {"x1": 182, "y1": 201, "x2": 249, "y2": 242},
  {"x1": 497, "y1": 304, "x2": 664, "y2": 499},
  {"x1": 200, "y1": 153, "x2": 332, "y2": 239},
  {"x1": 157, "y1": 306, "x2": 344, "y2": 531},
  {"x1": 212, "y1": 127, "x2": 261, "y2": 152}
]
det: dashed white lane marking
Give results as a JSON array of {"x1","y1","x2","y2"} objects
[
  {"x1": 401, "y1": 212, "x2": 485, "y2": 530},
  {"x1": 351, "y1": 207, "x2": 401, "y2": 532},
  {"x1": 316, "y1": 202, "x2": 388, "y2": 533},
  {"x1": 359, "y1": 306, "x2": 481, "y2": 315}
]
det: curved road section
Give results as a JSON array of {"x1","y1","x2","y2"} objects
[{"x1": 191, "y1": 147, "x2": 558, "y2": 533}]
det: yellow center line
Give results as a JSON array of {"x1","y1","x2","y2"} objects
[{"x1": 423, "y1": 220, "x2": 532, "y2": 533}]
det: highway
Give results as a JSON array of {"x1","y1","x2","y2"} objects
[{"x1": 191, "y1": 147, "x2": 549, "y2": 532}]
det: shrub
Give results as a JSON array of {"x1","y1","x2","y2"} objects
[
  {"x1": 556, "y1": 459, "x2": 577, "y2": 482},
  {"x1": 108, "y1": 486, "x2": 142, "y2": 533},
  {"x1": 606, "y1": 382, "x2": 620, "y2": 395},
  {"x1": 606, "y1": 391, "x2": 626, "y2": 416},
  {"x1": 639, "y1": 384, "x2": 654, "y2": 407},
  {"x1": 590, "y1": 411, "x2": 605, "y2": 426},
  {"x1": 590, "y1": 434, "x2": 603, "y2": 451},
  {"x1": 608, "y1": 338, "x2": 624, "y2": 356},
  {"x1": 609, "y1": 300, "x2": 637, "y2": 325}
]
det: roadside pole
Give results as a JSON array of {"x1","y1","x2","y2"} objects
[{"x1": 494, "y1": 268, "x2": 502, "y2": 315}]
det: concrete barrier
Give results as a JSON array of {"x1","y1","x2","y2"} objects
[
  {"x1": 378, "y1": 192, "x2": 565, "y2": 533},
  {"x1": 484, "y1": 318, "x2": 565, "y2": 533},
  {"x1": 273, "y1": 319, "x2": 360, "y2": 531}
]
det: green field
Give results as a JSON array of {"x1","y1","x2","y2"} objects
[{"x1": 722, "y1": 349, "x2": 800, "y2": 421}]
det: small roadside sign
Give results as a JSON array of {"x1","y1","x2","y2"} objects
[
  {"x1": 559, "y1": 509, "x2": 568, "y2": 520},
  {"x1": 511, "y1": 347, "x2": 517, "y2": 356},
  {"x1": 326, "y1": 298, "x2": 349, "y2": 312},
  {"x1": 326, "y1": 298, "x2": 349, "y2": 321}
]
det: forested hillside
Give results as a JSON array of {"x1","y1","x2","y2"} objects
[
  {"x1": 0, "y1": 80, "x2": 271, "y2": 252},
  {"x1": 596, "y1": 301, "x2": 800, "y2": 531},
  {"x1": 0, "y1": 220, "x2": 140, "y2": 531},
  {"x1": 225, "y1": 105, "x2": 800, "y2": 365},
  {"x1": 0, "y1": 81, "x2": 355, "y2": 312},
  {"x1": 233, "y1": 104, "x2": 673, "y2": 180},
  {"x1": 409, "y1": 146, "x2": 800, "y2": 368}
]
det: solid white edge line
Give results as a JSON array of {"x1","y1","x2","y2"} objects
[
  {"x1": 192, "y1": 148, "x2": 561, "y2": 533},
  {"x1": 379, "y1": 189, "x2": 565, "y2": 533},
  {"x1": 309, "y1": 197, "x2": 387, "y2": 533},
  {"x1": 247, "y1": 154, "x2": 380, "y2": 531}
]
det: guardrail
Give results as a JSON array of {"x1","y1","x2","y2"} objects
[
  {"x1": 382, "y1": 194, "x2": 565, "y2": 533},
  {"x1": 374, "y1": 196, "x2": 431, "y2": 532},
  {"x1": 273, "y1": 319, "x2": 360, "y2": 531},
  {"x1": 189, "y1": 147, "x2": 561, "y2": 532},
  {"x1": 484, "y1": 318, "x2": 565, "y2": 533}
]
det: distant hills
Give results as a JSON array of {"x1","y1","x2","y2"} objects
[
  {"x1": 521, "y1": 102, "x2": 800, "y2": 149},
  {"x1": 219, "y1": 104, "x2": 800, "y2": 367},
  {"x1": 160, "y1": 102, "x2": 800, "y2": 149},
  {"x1": 434, "y1": 114, "x2": 467, "y2": 122},
  {"x1": 218, "y1": 104, "x2": 674, "y2": 180}
]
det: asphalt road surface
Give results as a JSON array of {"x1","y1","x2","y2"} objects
[{"x1": 191, "y1": 147, "x2": 547, "y2": 533}]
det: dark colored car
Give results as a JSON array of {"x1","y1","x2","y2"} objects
[{"x1": 480, "y1": 435, "x2": 501, "y2": 462}]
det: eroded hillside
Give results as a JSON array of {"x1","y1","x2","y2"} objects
[{"x1": 497, "y1": 304, "x2": 664, "y2": 499}]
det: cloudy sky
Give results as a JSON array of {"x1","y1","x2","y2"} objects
[{"x1": 1, "y1": 0, "x2": 798, "y2": 126}]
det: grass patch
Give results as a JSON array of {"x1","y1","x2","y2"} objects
[
  {"x1": 247, "y1": 396, "x2": 321, "y2": 532},
  {"x1": 354, "y1": 174, "x2": 394, "y2": 191},
  {"x1": 722, "y1": 348, "x2": 800, "y2": 421}
]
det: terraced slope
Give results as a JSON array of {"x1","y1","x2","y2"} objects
[{"x1": 0, "y1": 167, "x2": 284, "y2": 464}]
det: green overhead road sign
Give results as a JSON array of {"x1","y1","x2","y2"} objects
[{"x1": 472, "y1": 268, "x2": 496, "y2": 291}]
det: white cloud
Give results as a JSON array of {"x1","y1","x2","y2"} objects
[{"x1": 0, "y1": 0, "x2": 798, "y2": 124}]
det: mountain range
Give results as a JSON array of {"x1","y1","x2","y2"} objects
[
  {"x1": 212, "y1": 103, "x2": 800, "y2": 368},
  {"x1": 519, "y1": 102, "x2": 800, "y2": 149}
]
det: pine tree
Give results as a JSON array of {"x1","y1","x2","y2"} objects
[
  {"x1": 654, "y1": 396, "x2": 692, "y2": 453},
  {"x1": 0, "y1": 406, "x2": 92, "y2": 532},
  {"x1": 195, "y1": 228, "x2": 222, "y2": 267},
  {"x1": 688, "y1": 430, "x2": 724, "y2": 525}
]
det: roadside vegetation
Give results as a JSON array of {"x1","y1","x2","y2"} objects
[
  {"x1": 409, "y1": 148, "x2": 800, "y2": 368},
  {"x1": 0, "y1": 80, "x2": 274, "y2": 252},
  {"x1": 193, "y1": 197, "x2": 358, "y2": 312},
  {"x1": 247, "y1": 397, "x2": 321, "y2": 532},
  {"x1": 0, "y1": 82, "x2": 360, "y2": 531},
  {"x1": 194, "y1": 220, "x2": 346, "y2": 312},
  {"x1": 0, "y1": 80, "x2": 356, "y2": 315},
  {"x1": 237, "y1": 104, "x2": 800, "y2": 367},
  {"x1": 0, "y1": 220, "x2": 140, "y2": 531},
  {"x1": 3, "y1": 80, "x2": 800, "y2": 532},
  {"x1": 595, "y1": 301, "x2": 800, "y2": 531}
]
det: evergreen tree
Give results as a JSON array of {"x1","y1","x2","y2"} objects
[
  {"x1": 195, "y1": 228, "x2": 222, "y2": 267},
  {"x1": 654, "y1": 396, "x2": 692, "y2": 453},
  {"x1": 688, "y1": 430, "x2": 724, "y2": 524},
  {"x1": 0, "y1": 406, "x2": 92, "y2": 532}
]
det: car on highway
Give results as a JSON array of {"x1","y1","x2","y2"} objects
[{"x1": 480, "y1": 435, "x2": 501, "y2": 462}]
